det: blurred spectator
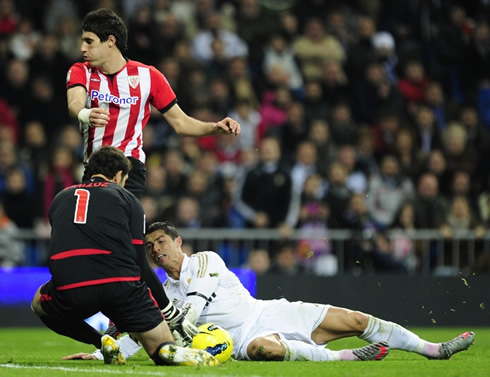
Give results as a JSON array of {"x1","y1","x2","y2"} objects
[
  {"x1": 0, "y1": 140, "x2": 35, "y2": 195},
  {"x1": 302, "y1": 80, "x2": 329, "y2": 124},
  {"x1": 55, "y1": 15, "x2": 81, "y2": 62},
  {"x1": 424, "y1": 81, "x2": 450, "y2": 130},
  {"x1": 439, "y1": 195, "x2": 485, "y2": 271},
  {"x1": 418, "y1": 149, "x2": 452, "y2": 198},
  {"x1": 184, "y1": 169, "x2": 224, "y2": 227},
  {"x1": 356, "y1": 126, "x2": 379, "y2": 178},
  {"x1": 0, "y1": 198, "x2": 25, "y2": 267},
  {"x1": 28, "y1": 33, "x2": 70, "y2": 98},
  {"x1": 233, "y1": 136, "x2": 295, "y2": 231},
  {"x1": 0, "y1": 59, "x2": 30, "y2": 116},
  {"x1": 343, "y1": 192, "x2": 377, "y2": 272},
  {"x1": 191, "y1": 12, "x2": 248, "y2": 64},
  {"x1": 389, "y1": 201, "x2": 417, "y2": 272},
  {"x1": 371, "y1": 31, "x2": 398, "y2": 85},
  {"x1": 227, "y1": 98, "x2": 261, "y2": 150},
  {"x1": 352, "y1": 62, "x2": 403, "y2": 124},
  {"x1": 412, "y1": 105, "x2": 443, "y2": 159},
  {"x1": 127, "y1": 4, "x2": 158, "y2": 64},
  {"x1": 22, "y1": 75, "x2": 69, "y2": 136},
  {"x1": 226, "y1": 56, "x2": 259, "y2": 107},
  {"x1": 324, "y1": 161, "x2": 352, "y2": 228},
  {"x1": 278, "y1": 101, "x2": 309, "y2": 163},
  {"x1": 258, "y1": 86, "x2": 292, "y2": 136},
  {"x1": 306, "y1": 118, "x2": 336, "y2": 176},
  {"x1": 0, "y1": 0, "x2": 17, "y2": 37},
  {"x1": 17, "y1": 120, "x2": 48, "y2": 188},
  {"x1": 413, "y1": 172, "x2": 448, "y2": 229},
  {"x1": 162, "y1": 148, "x2": 189, "y2": 198},
  {"x1": 292, "y1": 17, "x2": 345, "y2": 81},
  {"x1": 269, "y1": 240, "x2": 306, "y2": 275},
  {"x1": 372, "y1": 107, "x2": 401, "y2": 158},
  {"x1": 2, "y1": 166, "x2": 38, "y2": 228},
  {"x1": 297, "y1": 173, "x2": 334, "y2": 276},
  {"x1": 234, "y1": 0, "x2": 279, "y2": 69},
  {"x1": 459, "y1": 20, "x2": 490, "y2": 101},
  {"x1": 243, "y1": 248, "x2": 270, "y2": 276},
  {"x1": 346, "y1": 15, "x2": 377, "y2": 82},
  {"x1": 366, "y1": 154, "x2": 415, "y2": 230},
  {"x1": 262, "y1": 32, "x2": 304, "y2": 94},
  {"x1": 320, "y1": 60, "x2": 350, "y2": 105},
  {"x1": 442, "y1": 122, "x2": 477, "y2": 179},
  {"x1": 398, "y1": 60, "x2": 429, "y2": 106},
  {"x1": 0, "y1": 99, "x2": 19, "y2": 144},
  {"x1": 289, "y1": 140, "x2": 319, "y2": 196},
  {"x1": 328, "y1": 101, "x2": 358, "y2": 146},
  {"x1": 170, "y1": 195, "x2": 201, "y2": 229},
  {"x1": 393, "y1": 127, "x2": 420, "y2": 181},
  {"x1": 207, "y1": 77, "x2": 234, "y2": 118},
  {"x1": 41, "y1": 145, "x2": 79, "y2": 221},
  {"x1": 9, "y1": 17, "x2": 41, "y2": 61},
  {"x1": 448, "y1": 170, "x2": 479, "y2": 219},
  {"x1": 431, "y1": 4, "x2": 471, "y2": 99},
  {"x1": 336, "y1": 144, "x2": 367, "y2": 194}
]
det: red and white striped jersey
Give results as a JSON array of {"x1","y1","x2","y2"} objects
[{"x1": 66, "y1": 60, "x2": 176, "y2": 163}]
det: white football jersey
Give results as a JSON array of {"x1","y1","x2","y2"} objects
[{"x1": 163, "y1": 251, "x2": 269, "y2": 356}]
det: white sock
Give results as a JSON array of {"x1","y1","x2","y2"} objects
[
  {"x1": 359, "y1": 315, "x2": 439, "y2": 357},
  {"x1": 280, "y1": 339, "x2": 355, "y2": 361},
  {"x1": 118, "y1": 334, "x2": 143, "y2": 359}
]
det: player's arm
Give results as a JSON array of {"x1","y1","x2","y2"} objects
[
  {"x1": 181, "y1": 252, "x2": 226, "y2": 324},
  {"x1": 67, "y1": 85, "x2": 109, "y2": 128},
  {"x1": 163, "y1": 103, "x2": 240, "y2": 137}
]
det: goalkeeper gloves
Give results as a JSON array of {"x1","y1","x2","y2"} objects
[{"x1": 162, "y1": 303, "x2": 199, "y2": 347}]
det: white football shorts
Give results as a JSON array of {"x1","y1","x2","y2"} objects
[{"x1": 235, "y1": 298, "x2": 330, "y2": 359}]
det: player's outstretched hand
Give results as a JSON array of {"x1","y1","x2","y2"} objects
[
  {"x1": 216, "y1": 117, "x2": 240, "y2": 136},
  {"x1": 62, "y1": 352, "x2": 98, "y2": 360}
]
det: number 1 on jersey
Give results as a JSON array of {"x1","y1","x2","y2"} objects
[{"x1": 74, "y1": 189, "x2": 90, "y2": 224}]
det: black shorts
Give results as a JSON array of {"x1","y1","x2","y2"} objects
[
  {"x1": 83, "y1": 156, "x2": 146, "y2": 198},
  {"x1": 40, "y1": 280, "x2": 163, "y2": 333}
]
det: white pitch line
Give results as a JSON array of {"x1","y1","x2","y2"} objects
[{"x1": 0, "y1": 363, "x2": 260, "y2": 377}]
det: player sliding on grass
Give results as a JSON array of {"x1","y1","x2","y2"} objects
[
  {"x1": 31, "y1": 147, "x2": 217, "y2": 367},
  {"x1": 65, "y1": 221, "x2": 474, "y2": 363}
]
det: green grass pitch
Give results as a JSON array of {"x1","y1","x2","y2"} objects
[{"x1": 0, "y1": 327, "x2": 489, "y2": 377}]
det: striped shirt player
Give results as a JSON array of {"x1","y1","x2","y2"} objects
[{"x1": 66, "y1": 8, "x2": 240, "y2": 198}]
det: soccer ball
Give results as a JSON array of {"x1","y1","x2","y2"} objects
[{"x1": 192, "y1": 323, "x2": 233, "y2": 363}]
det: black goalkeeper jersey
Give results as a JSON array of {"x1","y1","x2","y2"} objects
[{"x1": 47, "y1": 177, "x2": 145, "y2": 290}]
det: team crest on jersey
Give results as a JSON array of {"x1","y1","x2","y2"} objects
[
  {"x1": 128, "y1": 75, "x2": 140, "y2": 89},
  {"x1": 66, "y1": 69, "x2": 71, "y2": 83}
]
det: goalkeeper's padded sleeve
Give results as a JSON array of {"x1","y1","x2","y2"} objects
[{"x1": 134, "y1": 243, "x2": 170, "y2": 310}]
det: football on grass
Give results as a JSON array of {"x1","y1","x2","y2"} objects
[{"x1": 192, "y1": 323, "x2": 233, "y2": 363}]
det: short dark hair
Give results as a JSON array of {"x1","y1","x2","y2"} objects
[
  {"x1": 82, "y1": 8, "x2": 128, "y2": 52},
  {"x1": 85, "y1": 145, "x2": 131, "y2": 180},
  {"x1": 146, "y1": 221, "x2": 179, "y2": 240}
]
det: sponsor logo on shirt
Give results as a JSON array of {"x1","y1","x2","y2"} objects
[{"x1": 90, "y1": 90, "x2": 138, "y2": 106}]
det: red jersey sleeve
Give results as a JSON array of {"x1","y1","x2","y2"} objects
[
  {"x1": 148, "y1": 65, "x2": 177, "y2": 113},
  {"x1": 66, "y1": 62, "x2": 90, "y2": 90}
]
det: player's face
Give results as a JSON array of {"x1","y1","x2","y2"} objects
[
  {"x1": 145, "y1": 229, "x2": 182, "y2": 267},
  {"x1": 80, "y1": 31, "x2": 110, "y2": 68}
]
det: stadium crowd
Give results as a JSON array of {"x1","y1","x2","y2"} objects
[{"x1": 0, "y1": 0, "x2": 490, "y2": 275}]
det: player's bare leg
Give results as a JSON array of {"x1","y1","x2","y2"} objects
[
  {"x1": 246, "y1": 334, "x2": 389, "y2": 361},
  {"x1": 312, "y1": 306, "x2": 474, "y2": 359}
]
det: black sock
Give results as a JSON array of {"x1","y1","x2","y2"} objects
[
  {"x1": 38, "y1": 314, "x2": 102, "y2": 348},
  {"x1": 151, "y1": 341, "x2": 175, "y2": 365}
]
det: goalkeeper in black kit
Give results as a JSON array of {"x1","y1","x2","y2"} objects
[{"x1": 31, "y1": 145, "x2": 217, "y2": 367}]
